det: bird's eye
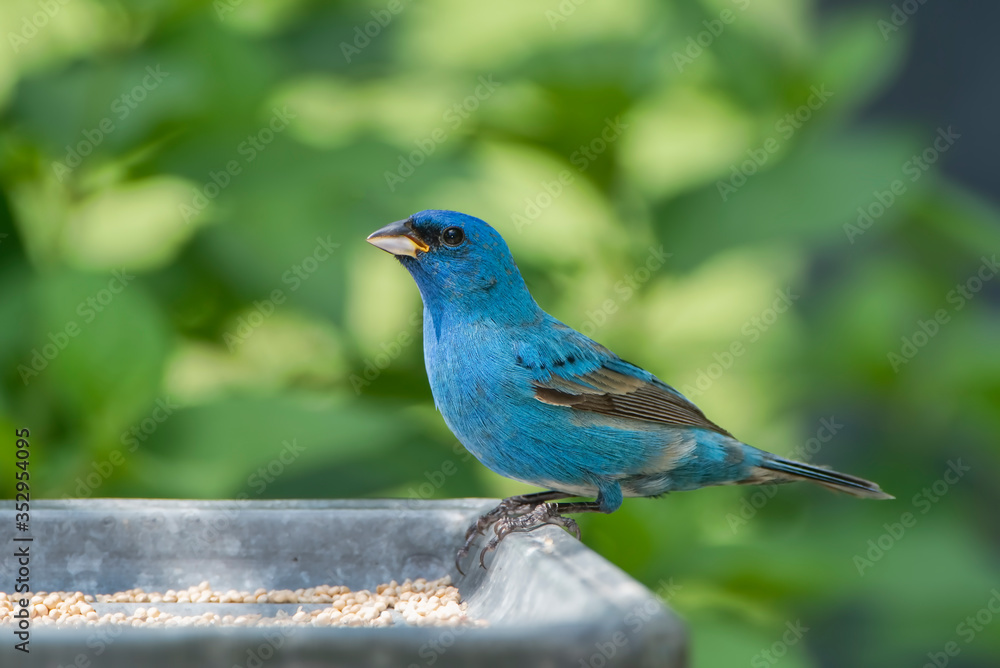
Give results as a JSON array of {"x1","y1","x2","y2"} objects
[{"x1": 441, "y1": 226, "x2": 465, "y2": 247}]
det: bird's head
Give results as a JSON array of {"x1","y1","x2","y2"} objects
[{"x1": 367, "y1": 210, "x2": 538, "y2": 324}]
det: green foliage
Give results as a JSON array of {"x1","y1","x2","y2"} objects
[{"x1": 1, "y1": 0, "x2": 998, "y2": 665}]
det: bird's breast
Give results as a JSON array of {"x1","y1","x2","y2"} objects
[{"x1": 422, "y1": 318, "x2": 540, "y2": 470}]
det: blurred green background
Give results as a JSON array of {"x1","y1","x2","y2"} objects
[{"x1": 1, "y1": 0, "x2": 998, "y2": 665}]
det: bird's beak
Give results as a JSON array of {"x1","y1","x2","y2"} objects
[{"x1": 366, "y1": 219, "x2": 430, "y2": 258}]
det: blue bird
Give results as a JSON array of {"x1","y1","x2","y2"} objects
[{"x1": 367, "y1": 210, "x2": 892, "y2": 570}]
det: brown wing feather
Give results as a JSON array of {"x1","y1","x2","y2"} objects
[{"x1": 533, "y1": 366, "x2": 732, "y2": 437}]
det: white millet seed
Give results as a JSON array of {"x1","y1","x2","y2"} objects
[{"x1": 0, "y1": 577, "x2": 471, "y2": 628}]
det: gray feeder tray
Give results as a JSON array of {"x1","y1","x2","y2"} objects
[{"x1": 0, "y1": 499, "x2": 687, "y2": 667}]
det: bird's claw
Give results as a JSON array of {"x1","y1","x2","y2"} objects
[
  {"x1": 455, "y1": 497, "x2": 535, "y2": 574},
  {"x1": 457, "y1": 501, "x2": 582, "y2": 572}
]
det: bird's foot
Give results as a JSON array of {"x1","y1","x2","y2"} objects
[
  {"x1": 455, "y1": 491, "x2": 572, "y2": 574},
  {"x1": 477, "y1": 502, "x2": 581, "y2": 569}
]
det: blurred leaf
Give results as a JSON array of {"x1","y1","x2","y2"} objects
[{"x1": 64, "y1": 177, "x2": 204, "y2": 271}]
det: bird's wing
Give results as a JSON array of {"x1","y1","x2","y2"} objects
[{"x1": 515, "y1": 322, "x2": 732, "y2": 437}]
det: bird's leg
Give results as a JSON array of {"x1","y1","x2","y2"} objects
[
  {"x1": 478, "y1": 501, "x2": 604, "y2": 569},
  {"x1": 455, "y1": 491, "x2": 572, "y2": 574}
]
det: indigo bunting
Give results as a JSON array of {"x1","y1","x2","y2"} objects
[{"x1": 367, "y1": 210, "x2": 891, "y2": 570}]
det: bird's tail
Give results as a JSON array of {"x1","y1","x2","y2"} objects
[{"x1": 755, "y1": 454, "x2": 893, "y2": 500}]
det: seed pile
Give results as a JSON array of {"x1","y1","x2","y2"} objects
[{"x1": 0, "y1": 577, "x2": 471, "y2": 628}]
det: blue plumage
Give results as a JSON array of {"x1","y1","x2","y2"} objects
[{"x1": 367, "y1": 210, "x2": 891, "y2": 566}]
